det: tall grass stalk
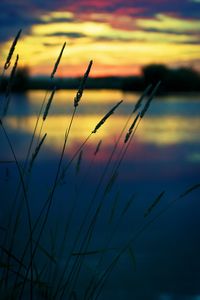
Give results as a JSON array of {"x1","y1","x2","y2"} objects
[
  {"x1": 2, "y1": 54, "x2": 19, "y2": 118},
  {"x1": 4, "y1": 29, "x2": 22, "y2": 71},
  {"x1": 62, "y1": 83, "x2": 160, "y2": 296},
  {"x1": 17, "y1": 60, "x2": 93, "y2": 298},
  {"x1": 90, "y1": 184, "x2": 200, "y2": 300},
  {"x1": 84, "y1": 192, "x2": 136, "y2": 299},
  {"x1": 0, "y1": 120, "x2": 33, "y2": 299},
  {"x1": 8, "y1": 43, "x2": 67, "y2": 294},
  {"x1": 57, "y1": 125, "x2": 140, "y2": 296},
  {"x1": 1, "y1": 34, "x2": 199, "y2": 300},
  {"x1": 0, "y1": 29, "x2": 21, "y2": 98},
  {"x1": 53, "y1": 100, "x2": 124, "y2": 298},
  {"x1": 23, "y1": 42, "x2": 66, "y2": 174},
  {"x1": 6, "y1": 44, "x2": 66, "y2": 266},
  {"x1": 0, "y1": 55, "x2": 20, "y2": 274},
  {"x1": 7, "y1": 43, "x2": 66, "y2": 298},
  {"x1": 109, "y1": 81, "x2": 161, "y2": 184},
  {"x1": 67, "y1": 85, "x2": 151, "y2": 260},
  {"x1": 50, "y1": 140, "x2": 102, "y2": 294},
  {"x1": 35, "y1": 86, "x2": 57, "y2": 147}
]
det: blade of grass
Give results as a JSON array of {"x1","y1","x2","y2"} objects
[
  {"x1": 4, "y1": 29, "x2": 21, "y2": 70},
  {"x1": 18, "y1": 60, "x2": 93, "y2": 298},
  {"x1": 0, "y1": 121, "x2": 34, "y2": 299},
  {"x1": 92, "y1": 183, "x2": 200, "y2": 299}
]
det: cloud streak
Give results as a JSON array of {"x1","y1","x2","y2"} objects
[
  {"x1": 1, "y1": 0, "x2": 199, "y2": 41},
  {"x1": 0, "y1": 0, "x2": 199, "y2": 76}
]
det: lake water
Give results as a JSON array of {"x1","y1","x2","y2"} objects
[{"x1": 0, "y1": 90, "x2": 200, "y2": 299}]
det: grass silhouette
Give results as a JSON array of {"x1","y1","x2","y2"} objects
[{"x1": 0, "y1": 30, "x2": 199, "y2": 300}]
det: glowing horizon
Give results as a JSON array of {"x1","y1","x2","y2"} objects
[{"x1": 0, "y1": 1, "x2": 200, "y2": 77}]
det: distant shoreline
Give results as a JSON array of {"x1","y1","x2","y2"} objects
[
  {"x1": 1, "y1": 64, "x2": 200, "y2": 94},
  {"x1": 1, "y1": 88, "x2": 200, "y2": 99}
]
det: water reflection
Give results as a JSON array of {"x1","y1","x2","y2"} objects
[
  {"x1": 1, "y1": 90, "x2": 200, "y2": 299},
  {"x1": 3, "y1": 90, "x2": 200, "y2": 188},
  {"x1": 5, "y1": 114, "x2": 200, "y2": 151}
]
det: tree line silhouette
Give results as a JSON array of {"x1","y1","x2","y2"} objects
[{"x1": 0, "y1": 64, "x2": 200, "y2": 93}]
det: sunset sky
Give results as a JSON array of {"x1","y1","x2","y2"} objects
[{"x1": 0, "y1": 0, "x2": 200, "y2": 77}]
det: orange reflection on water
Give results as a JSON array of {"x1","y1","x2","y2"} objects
[
  {"x1": 5, "y1": 115, "x2": 127, "y2": 152},
  {"x1": 5, "y1": 114, "x2": 200, "y2": 154},
  {"x1": 26, "y1": 89, "x2": 137, "y2": 105},
  {"x1": 139, "y1": 116, "x2": 200, "y2": 146}
]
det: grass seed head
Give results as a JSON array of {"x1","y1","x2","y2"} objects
[
  {"x1": 51, "y1": 42, "x2": 66, "y2": 79},
  {"x1": 4, "y1": 29, "x2": 21, "y2": 70},
  {"x1": 92, "y1": 100, "x2": 123, "y2": 134},
  {"x1": 43, "y1": 86, "x2": 57, "y2": 121},
  {"x1": 74, "y1": 60, "x2": 93, "y2": 108},
  {"x1": 140, "y1": 81, "x2": 161, "y2": 118},
  {"x1": 124, "y1": 113, "x2": 140, "y2": 143}
]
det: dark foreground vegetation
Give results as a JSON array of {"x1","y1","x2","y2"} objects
[
  {"x1": 0, "y1": 30, "x2": 200, "y2": 299},
  {"x1": 0, "y1": 64, "x2": 200, "y2": 94}
]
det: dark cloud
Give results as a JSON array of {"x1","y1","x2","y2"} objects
[
  {"x1": 46, "y1": 32, "x2": 87, "y2": 39},
  {"x1": 61, "y1": 0, "x2": 200, "y2": 19},
  {"x1": 0, "y1": 0, "x2": 199, "y2": 42},
  {"x1": 143, "y1": 27, "x2": 200, "y2": 36},
  {"x1": 0, "y1": 1, "x2": 45, "y2": 41}
]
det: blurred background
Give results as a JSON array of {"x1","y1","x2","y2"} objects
[{"x1": 0, "y1": 1, "x2": 200, "y2": 299}]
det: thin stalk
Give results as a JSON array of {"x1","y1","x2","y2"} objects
[
  {"x1": 4, "y1": 29, "x2": 22, "y2": 70},
  {"x1": 66, "y1": 112, "x2": 145, "y2": 296},
  {"x1": 0, "y1": 121, "x2": 33, "y2": 299},
  {"x1": 84, "y1": 193, "x2": 135, "y2": 299},
  {"x1": 51, "y1": 145, "x2": 97, "y2": 295},
  {"x1": 18, "y1": 105, "x2": 80, "y2": 299},
  {"x1": 91, "y1": 183, "x2": 200, "y2": 300},
  {"x1": 54, "y1": 102, "x2": 124, "y2": 298},
  {"x1": 2, "y1": 54, "x2": 19, "y2": 118},
  {"x1": 23, "y1": 90, "x2": 49, "y2": 172},
  {"x1": 36, "y1": 86, "x2": 57, "y2": 147},
  {"x1": 0, "y1": 69, "x2": 6, "y2": 92},
  {"x1": 90, "y1": 192, "x2": 191, "y2": 299},
  {"x1": 8, "y1": 90, "x2": 50, "y2": 298},
  {"x1": 62, "y1": 118, "x2": 141, "y2": 296},
  {"x1": 15, "y1": 59, "x2": 92, "y2": 290},
  {"x1": 69, "y1": 86, "x2": 150, "y2": 258}
]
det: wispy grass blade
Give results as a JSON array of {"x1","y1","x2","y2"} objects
[
  {"x1": 71, "y1": 248, "x2": 116, "y2": 256},
  {"x1": 94, "y1": 184, "x2": 200, "y2": 299},
  {"x1": 4, "y1": 29, "x2": 21, "y2": 70},
  {"x1": 140, "y1": 81, "x2": 161, "y2": 118},
  {"x1": 0, "y1": 120, "x2": 33, "y2": 298},
  {"x1": 0, "y1": 246, "x2": 27, "y2": 270},
  {"x1": 3, "y1": 54, "x2": 19, "y2": 117},
  {"x1": 50, "y1": 42, "x2": 66, "y2": 79},
  {"x1": 74, "y1": 60, "x2": 93, "y2": 108},
  {"x1": 54, "y1": 101, "x2": 124, "y2": 297},
  {"x1": 132, "y1": 84, "x2": 152, "y2": 113},
  {"x1": 92, "y1": 100, "x2": 123, "y2": 134},
  {"x1": 33, "y1": 241, "x2": 57, "y2": 265},
  {"x1": 144, "y1": 191, "x2": 165, "y2": 217},
  {"x1": 103, "y1": 171, "x2": 118, "y2": 196},
  {"x1": 94, "y1": 140, "x2": 102, "y2": 156},
  {"x1": 75, "y1": 150, "x2": 83, "y2": 174},
  {"x1": 124, "y1": 113, "x2": 140, "y2": 144},
  {"x1": 127, "y1": 246, "x2": 137, "y2": 271},
  {"x1": 19, "y1": 59, "x2": 94, "y2": 298},
  {"x1": 67, "y1": 82, "x2": 162, "y2": 297},
  {"x1": 179, "y1": 183, "x2": 200, "y2": 198},
  {"x1": 28, "y1": 133, "x2": 47, "y2": 172},
  {"x1": 109, "y1": 190, "x2": 120, "y2": 224},
  {"x1": 111, "y1": 81, "x2": 161, "y2": 185},
  {"x1": 43, "y1": 87, "x2": 57, "y2": 121},
  {"x1": 60, "y1": 100, "x2": 122, "y2": 184},
  {"x1": 121, "y1": 193, "x2": 135, "y2": 217}
]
